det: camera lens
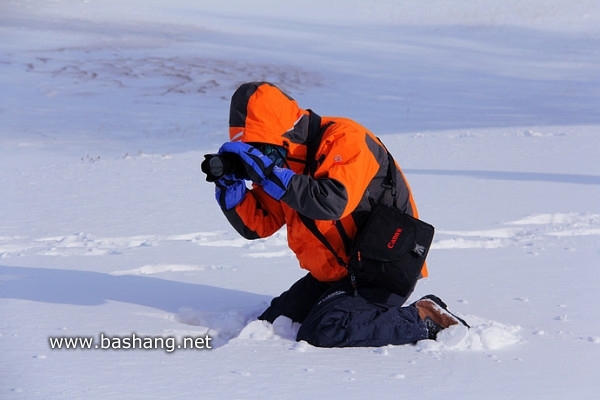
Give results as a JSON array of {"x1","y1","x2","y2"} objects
[
  {"x1": 209, "y1": 156, "x2": 226, "y2": 178},
  {"x1": 202, "y1": 154, "x2": 232, "y2": 181},
  {"x1": 202, "y1": 153, "x2": 243, "y2": 182}
]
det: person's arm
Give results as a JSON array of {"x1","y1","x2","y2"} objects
[
  {"x1": 222, "y1": 185, "x2": 286, "y2": 239},
  {"x1": 281, "y1": 129, "x2": 382, "y2": 220}
]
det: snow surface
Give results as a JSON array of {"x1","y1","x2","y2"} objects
[{"x1": 1, "y1": 0, "x2": 600, "y2": 399}]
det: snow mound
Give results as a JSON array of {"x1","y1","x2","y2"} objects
[
  {"x1": 237, "y1": 317, "x2": 301, "y2": 341},
  {"x1": 176, "y1": 304, "x2": 268, "y2": 348},
  {"x1": 419, "y1": 315, "x2": 521, "y2": 352}
]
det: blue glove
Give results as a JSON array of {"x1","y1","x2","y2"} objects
[
  {"x1": 262, "y1": 166, "x2": 295, "y2": 200},
  {"x1": 218, "y1": 142, "x2": 275, "y2": 184},
  {"x1": 219, "y1": 141, "x2": 295, "y2": 200},
  {"x1": 215, "y1": 174, "x2": 246, "y2": 210}
]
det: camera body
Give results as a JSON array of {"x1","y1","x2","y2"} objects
[{"x1": 201, "y1": 153, "x2": 247, "y2": 182}]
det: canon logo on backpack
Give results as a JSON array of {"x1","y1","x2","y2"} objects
[{"x1": 387, "y1": 228, "x2": 403, "y2": 249}]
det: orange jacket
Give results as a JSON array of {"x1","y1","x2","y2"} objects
[{"x1": 222, "y1": 82, "x2": 427, "y2": 282}]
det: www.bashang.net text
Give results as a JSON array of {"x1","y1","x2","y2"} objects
[{"x1": 48, "y1": 333, "x2": 212, "y2": 353}]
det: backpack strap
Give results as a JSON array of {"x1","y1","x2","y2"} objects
[
  {"x1": 375, "y1": 138, "x2": 399, "y2": 207},
  {"x1": 298, "y1": 110, "x2": 343, "y2": 263},
  {"x1": 297, "y1": 111, "x2": 358, "y2": 291},
  {"x1": 303, "y1": 110, "x2": 333, "y2": 176},
  {"x1": 298, "y1": 214, "x2": 347, "y2": 267}
]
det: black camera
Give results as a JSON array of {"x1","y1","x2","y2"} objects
[{"x1": 201, "y1": 153, "x2": 247, "y2": 182}]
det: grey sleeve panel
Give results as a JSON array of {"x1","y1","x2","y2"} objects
[
  {"x1": 280, "y1": 174, "x2": 348, "y2": 220},
  {"x1": 221, "y1": 208, "x2": 261, "y2": 240}
]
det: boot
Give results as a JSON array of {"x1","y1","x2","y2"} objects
[{"x1": 414, "y1": 295, "x2": 469, "y2": 340}]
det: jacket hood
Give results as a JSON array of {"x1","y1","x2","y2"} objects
[{"x1": 229, "y1": 82, "x2": 310, "y2": 149}]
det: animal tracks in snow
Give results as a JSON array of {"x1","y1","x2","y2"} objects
[
  {"x1": 24, "y1": 52, "x2": 323, "y2": 98},
  {"x1": 1, "y1": 213, "x2": 598, "y2": 259},
  {"x1": 109, "y1": 264, "x2": 230, "y2": 276},
  {"x1": 434, "y1": 212, "x2": 600, "y2": 252},
  {"x1": 1, "y1": 213, "x2": 597, "y2": 260},
  {"x1": 0, "y1": 230, "x2": 291, "y2": 259}
]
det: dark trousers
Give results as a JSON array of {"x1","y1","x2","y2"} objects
[
  {"x1": 258, "y1": 273, "x2": 331, "y2": 324},
  {"x1": 258, "y1": 273, "x2": 429, "y2": 347}
]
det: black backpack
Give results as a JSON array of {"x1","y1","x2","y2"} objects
[{"x1": 347, "y1": 200, "x2": 434, "y2": 297}]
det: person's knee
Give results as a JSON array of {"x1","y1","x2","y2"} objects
[{"x1": 297, "y1": 309, "x2": 351, "y2": 347}]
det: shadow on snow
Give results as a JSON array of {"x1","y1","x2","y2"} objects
[{"x1": 0, "y1": 265, "x2": 269, "y2": 315}]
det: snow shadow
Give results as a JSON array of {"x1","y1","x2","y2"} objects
[
  {"x1": 405, "y1": 169, "x2": 600, "y2": 186},
  {"x1": 0, "y1": 265, "x2": 269, "y2": 315}
]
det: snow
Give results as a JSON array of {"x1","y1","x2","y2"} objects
[{"x1": 1, "y1": 0, "x2": 600, "y2": 398}]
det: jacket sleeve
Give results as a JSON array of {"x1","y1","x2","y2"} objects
[
  {"x1": 222, "y1": 185, "x2": 286, "y2": 239},
  {"x1": 280, "y1": 175, "x2": 348, "y2": 220},
  {"x1": 281, "y1": 123, "x2": 383, "y2": 220}
]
